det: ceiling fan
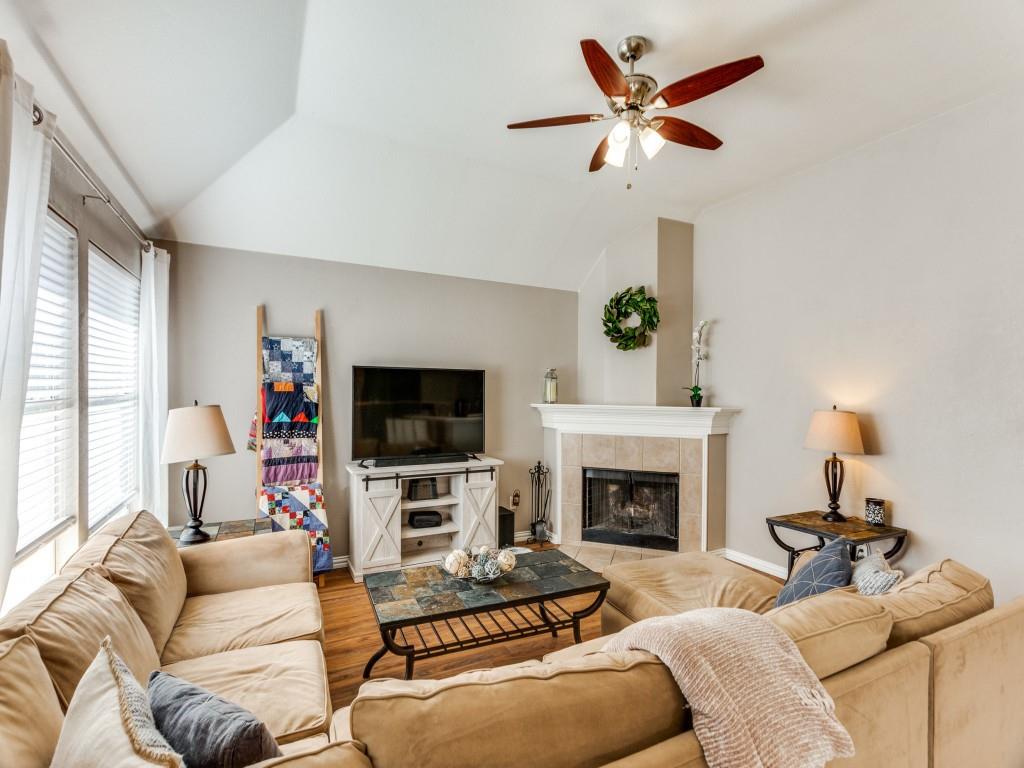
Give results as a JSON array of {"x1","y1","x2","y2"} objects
[{"x1": 507, "y1": 36, "x2": 763, "y2": 174}]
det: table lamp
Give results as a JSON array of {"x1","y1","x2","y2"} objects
[
  {"x1": 804, "y1": 405, "x2": 864, "y2": 523},
  {"x1": 161, "y1": 401, "x2": 235, "y2": 544}
]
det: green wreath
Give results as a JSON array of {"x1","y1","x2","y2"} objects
[{"x1": 602, "y1": 286, "x2": 660, "y2": 351}]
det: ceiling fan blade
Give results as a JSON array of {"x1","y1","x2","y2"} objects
[
  {"x1": 580, "y1": 39, "x2": 628, "y2": 99},
  {"x1": 652, "y1": 55, "x2": 764, "y2": 108},
  {"x1": 655, "y1": 117, "x2": 723, "y2": 150},
  {"x1": 507, "y1": 114, "x2": 602, "y2": 129},
  {"x1": 589, "y1": 136, "x2": 609, "y2": 172}
]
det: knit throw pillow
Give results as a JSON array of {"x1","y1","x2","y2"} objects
[
  {"x1": 776, "y1": 537, "x2": 852, "y2": 607},
  {"x1": 51, "y1": 637, "x2": 183, "y2": 767},
  {"x1": 852, "y1": 552, "x2": 903, "y2": 595}
]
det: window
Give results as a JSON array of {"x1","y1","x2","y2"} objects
[
  {"x1": 87, "y1": 246, "x2": 140, "y2": 529},
  {"x1": 16, "y1": 213, "x2": 77, "y2": 552}
]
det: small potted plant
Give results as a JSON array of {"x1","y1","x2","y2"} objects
[
  {"x1": 688, "y1": 384, "x2": 703, "y2": 407},
  {"x1": 689, "y1": 320, "x2": 710, "y2": 407}
]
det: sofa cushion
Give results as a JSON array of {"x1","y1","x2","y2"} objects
[
  {"x1": 62, "y1": 510, "x2": 187, "y2": 655},
  {"x1": 51, "y1": 637, "x2": 183, "y2": 768},
  {"x1": 604, "y1": 552, "x2": 781, "y2": 624},
  {"x1": 775, "y1": 537, "x2": 852, "y2": 607},
  {"x1": 0, "y1": 567, "x2": 161, "y2": 708},
  {"x1": 160, "y1": 582, "x2": 323, "y2": 664},
  {"x1": 0, "y1": 635, "x2": 64, "y2": 768},
  {"x1": 350, "y1": 652, "x2": 684, "y2": 768},
  {"x1": 765, "y1": 588, "x2": 893, "y2": 678},
  {"x1": 871, "y1": 559, "x2": 993, "y2": 647},
  {"x1": 160, "y1": 640, "x2": 330, "y2": 744},
  {"x1": 542, "y1": 634, "x2": 611, "y2": 663},
  {"x1": 148, "y1": 670, "x2": 282, "y2": 767},
  {"x1": 279, "y1": 735, "x2": 330, "y2": 756},
  {"x1": 249, "y1": 741, "x2": 372, "y2": 768}
]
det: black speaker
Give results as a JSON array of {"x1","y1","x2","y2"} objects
[
  {"x1": 498, "y1": 506, "x2": 515, "y2": 549},
  {"x1": 407, "y1": 510, "x2": 443, "y2": 529}
]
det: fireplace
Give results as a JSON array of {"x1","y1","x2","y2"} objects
[{"x1": 582, "y1": 468, "x2": 679, "y2": 551}]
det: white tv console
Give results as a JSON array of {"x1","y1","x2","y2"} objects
[{"x1": 345, "y1": 455, "x2": 503, "y2": 583}]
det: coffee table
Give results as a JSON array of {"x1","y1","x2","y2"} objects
[{"x1": 362, "y1": 548, "x2": 609, "y2": 680}]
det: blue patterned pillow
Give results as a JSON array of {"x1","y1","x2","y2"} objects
[{"x1": 775, "y1": 537, "x2": 852, "y2": 607}]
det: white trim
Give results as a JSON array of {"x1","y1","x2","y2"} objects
[
  {"x1": 332, "y1": 555, "x2": 349, "y2": 571},
  {"x1": 712, "y1": 548, "x2": 788, "y2": 580},
  {"x1": 531, "y1": 403, "x2": 740, "y2": 437}
]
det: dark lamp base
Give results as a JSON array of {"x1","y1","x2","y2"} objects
[
  {"x1": 179, "y1": 519, "x2": 210, "y2": 544},
  {"x1": 821, "y1": 510, "x2": 848, "y2": 523}
]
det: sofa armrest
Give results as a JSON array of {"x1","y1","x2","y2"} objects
[
  {"x1": 249, "y1": 741, "x2": 372, "y2": 767},
  {"x1": 919, "y1": 597, "x2": 1024, "y2": 767},
  {"x1": 598, "y1": 731, "x2": 705, "y2": 768},
  {"x1": 178, "y1": 530, "x2": 312, "y2": 596}
]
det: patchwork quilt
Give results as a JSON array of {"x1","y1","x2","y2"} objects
[
  {"x1": 254, "y1": 335, "x2": 330, "y2": 572},
  {"x1": 258, "y1": 482, "x2": 331, "y2": 573}
]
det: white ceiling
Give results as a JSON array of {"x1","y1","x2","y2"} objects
[
  {"x1": 10, "y1": 0, "x2": 305, "y2": 225},
  {"x1": 9, "y1": 0, "x2": 1024, "y2": 288}
]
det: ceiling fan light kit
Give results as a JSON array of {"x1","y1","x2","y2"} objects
[{"x1": 507, "y1": 35, "x2": 764, "y2": 184}]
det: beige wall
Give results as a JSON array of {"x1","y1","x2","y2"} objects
[
  {"x1": 655, "y1": 218, "x2": 694, "y2": 406},
  {"x1": 164, "y1": 242, "x2": 577, "y2": 556},
  {"x1": 694, "y1": 84, "x2": 1024, "y2": 601},
  {"x1": 578, "y1": 217, "x2": 693, "y2": 405}
]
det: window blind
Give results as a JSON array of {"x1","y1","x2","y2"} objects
[
  {"x1": 17, "y1": 213, "x2": 78, "y2": 551},
  {"x1": 87, "y1": 246, "x2": 140, "y2": 528}
]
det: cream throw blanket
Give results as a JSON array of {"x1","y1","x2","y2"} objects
[{"x1": 604, "y1": 607, "x2": 854, "y2": 768}]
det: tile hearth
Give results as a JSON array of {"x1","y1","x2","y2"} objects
[{"x1": 558, "y1": 542, "x2": 670, "y2": 573}]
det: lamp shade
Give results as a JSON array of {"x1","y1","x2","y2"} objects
[
  {"x1": 804, "y1": 408, "x2": 864, "y2": 455},
  {"x1": 161, "y1": 404, "x2": 236, "y2": 464}
]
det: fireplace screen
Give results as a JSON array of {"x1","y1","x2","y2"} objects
[{"x1": 582, "y1": 468, "x2": 679, "y2": 551}]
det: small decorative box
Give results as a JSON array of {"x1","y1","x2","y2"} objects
[{"x1": 865, "y1": 498, "x2": 886, "y2": 526}]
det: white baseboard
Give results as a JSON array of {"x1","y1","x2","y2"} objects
[
  {"x1": 331, "y1": 555, "x2": 349, "y2": 571},
  {"x1": 711, "y1": 548, "x2": 788, "y2": 580}
]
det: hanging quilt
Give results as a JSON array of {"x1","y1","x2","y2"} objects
[
  {"x1": 258, "y1": 482, "x2": 331, "y2": 573},
  {"x1": 262, "y1": 336, "x2": 317, "y2": 385},
  {"x1": 262, "y1": 457, "x2": 318, "y2": 485},
  {"x1": 261, "y1": 382, "x2": 319, "y2": 438},
  {"x1": 261, "y1": 437, "x2": 318, "y2": 460},
  {"x1": 256, "y1": 333, "x2": 329, "y2": 572}
]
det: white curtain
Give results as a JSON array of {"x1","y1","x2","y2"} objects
[
  {"x1": 138, "y1": 244, "x2": 170, "y2": 523},
  {"x1": 0, "y1": 41, "x2": 55, "y2": 605}
]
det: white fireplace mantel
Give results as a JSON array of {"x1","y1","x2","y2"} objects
[
  {"x1": 531, "y1": 403, "x2": 740, "y2": 437},
  {"x1": 531, "y1": 403, "x2": 741, "y2": 552}
]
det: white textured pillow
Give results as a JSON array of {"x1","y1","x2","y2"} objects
[
  {"x1": 852, "y1": 552, "x2": 903, "y2": 596},
  {"x1": 51, "y1": 637, "x2": 183, "y2": 768}
]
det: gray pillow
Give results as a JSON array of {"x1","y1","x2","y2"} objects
[
  {"x1": 852, "y1": 552, "x2": 903, "y2": 595},
  {"x1": 775, "y1": 536, "x2": 852, "y2": 607},
  {"x1": 148, "y1": 671, "x2": 282, "y2": 768}
]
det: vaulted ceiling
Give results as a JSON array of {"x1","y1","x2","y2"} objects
[{"x1": 9, "y1": 0, "x2": 1024, "y2": 289}]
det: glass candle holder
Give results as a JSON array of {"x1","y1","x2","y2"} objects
[{"x1": 543, "y1": 369, "x2": 558, "y2": 404}]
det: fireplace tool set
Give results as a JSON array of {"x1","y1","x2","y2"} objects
[{"x1": 529, "y1": 461, "x2": 551, "y2": 543}]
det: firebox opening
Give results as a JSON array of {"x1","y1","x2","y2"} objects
[{"x1": 582, "y1": 467, "x2": 679, "y2": 551}]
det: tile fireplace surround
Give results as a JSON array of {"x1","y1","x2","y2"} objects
[{"x1": 532, "y1": 404, "x2": 739, "y2": 553}]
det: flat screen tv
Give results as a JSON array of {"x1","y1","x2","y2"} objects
[{"x1": 352, "y1": 366, "x2": 485, "y2": 462}]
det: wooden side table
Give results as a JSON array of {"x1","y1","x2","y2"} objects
[{"x1": 766, "y1": 511, "x2": 908, "y2": 578}]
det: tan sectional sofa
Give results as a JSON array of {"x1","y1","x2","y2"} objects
[
  {"x1": 331, "y1": 553, "x2": 1023, "y2": 768},
  {"x1": 3, "y1": 511, "x2": 1022, "y2": 767},
  {"x1": 0, "y1": 510, "x2": 372, "y2": 767}
]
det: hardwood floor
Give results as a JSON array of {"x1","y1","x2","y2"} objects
[
  {"x1": 319, "y1": 545, "x2": 603, "y2": 709},
  {"x1": 318, "y1": 544, "x2": 780, "y2": 708}
]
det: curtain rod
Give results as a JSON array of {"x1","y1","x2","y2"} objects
[{"x1": 32, "y1": 104, "x2": 152, "y2": 251}]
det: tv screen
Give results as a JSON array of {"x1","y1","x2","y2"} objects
[{"x1": 352, "y1": 366, "x2": 485, "y2": 461}]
